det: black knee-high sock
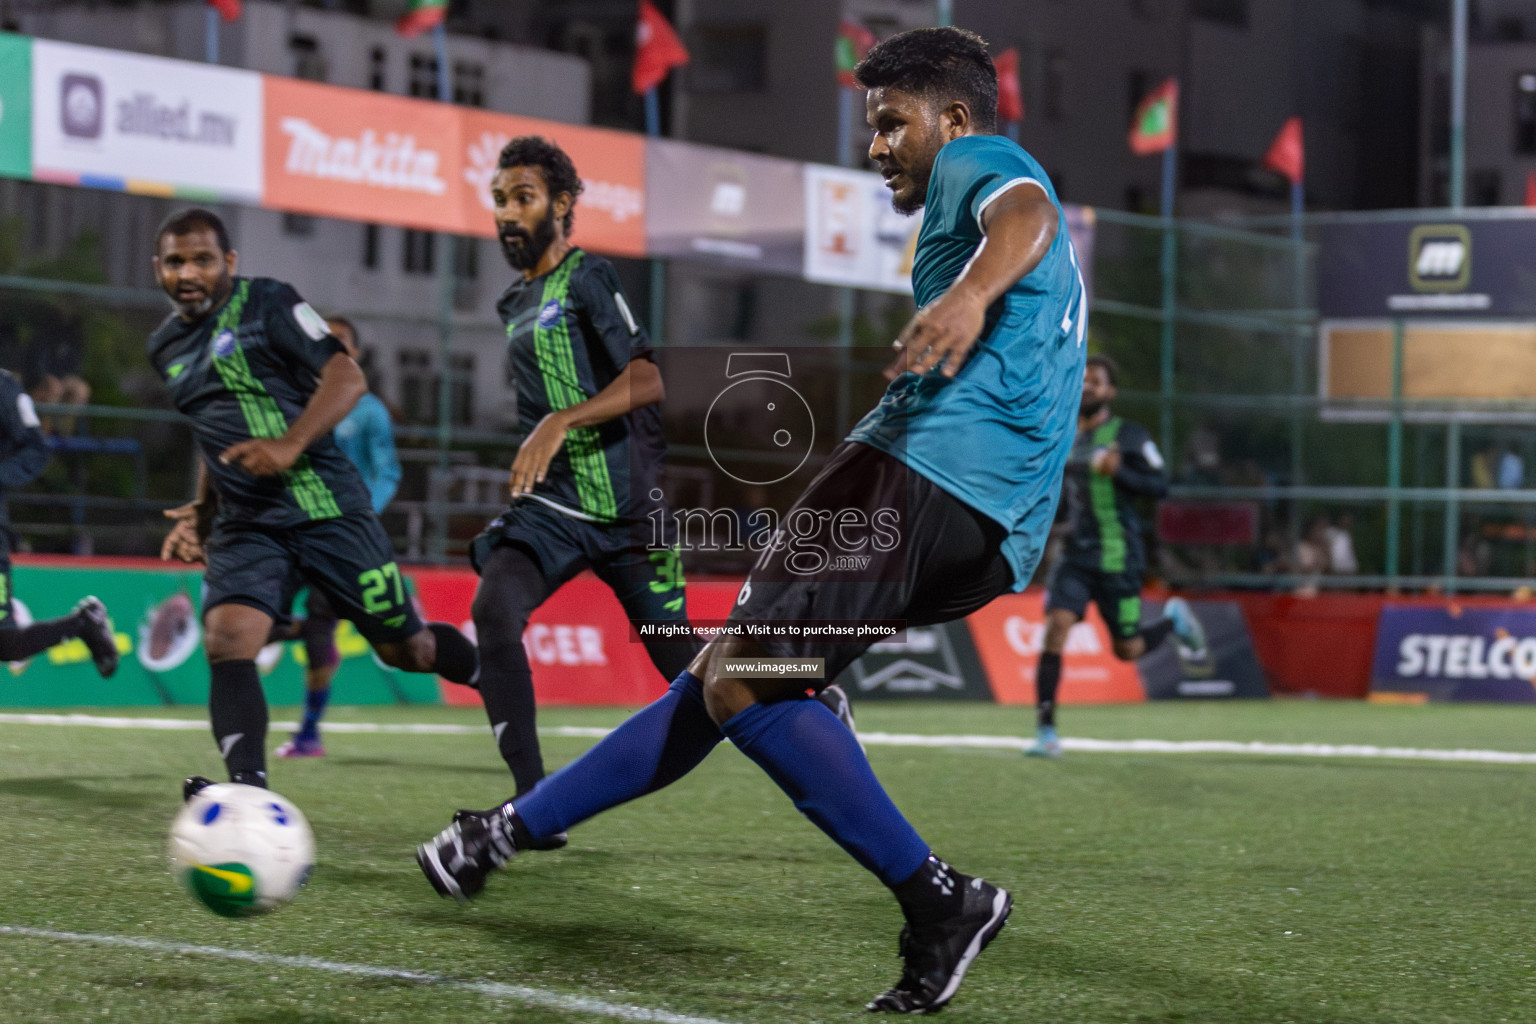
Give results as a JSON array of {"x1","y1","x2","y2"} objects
[
  {"x1": 476, "y1": 628, "x2": 545, "y2": 796},
  {"x1": 427, "y1": 622, "x2": 479, "y2": 685},
  {"x1": 1036, "y1": 651, "x2": 1062, "y2": 728},
  {"x1": 1138, "y1": 618, "x2": 1175, "y2": 652},
  {"x1": 209, "y1": 659, "x2": 268, "y2": 783},
  {"x1": 0, "y1": 612, "x2": 82, "y2": 662}
]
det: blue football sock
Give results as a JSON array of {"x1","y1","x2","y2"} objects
[
  {"x1": 298, "y1": 686, "x2": 330, "y2": 741},
  {"x1": 514, "y1": 672, "x2": 722, "y2": 839},
  {"x1": 723, "y1": 696, "x2": 930, "y2": 888}
]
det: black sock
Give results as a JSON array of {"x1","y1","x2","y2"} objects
[
  {"x1": 0, "y1": 613, "x2": 81, "y2": 662},
  {"x1": 427, "y1": 622, "x2": 478, "y2": 685},
  {"x1": 208, "y1": 659, "x2": 268, "y2": 784},
  {"x1": 477, "y1": 633, "x2": 546, "y2": 797},
  {"x1": 890, "y1": 853, "x2": 965, "y2": 927},
  {"x1": 1036, "y1": 651, "x2": 1062, "y2": 728},
  {"x1": 1139, "y1": 618, "x2": 1175, "y2": 651}
]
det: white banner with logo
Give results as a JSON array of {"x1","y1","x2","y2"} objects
[
  {"x1": 802, "y1": 164, "x2": 921, "y2": 294},
  {"x1": 31, "y1": 39, "x2": 263, "y2": 201}
]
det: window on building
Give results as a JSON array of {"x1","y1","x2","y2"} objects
[
  {"x1": 1190, "y1": 0, "x2": 1248, "y2": 27},
  {"x1": 403, "y1": 230, "x2": 436, "y2": 274},
  {"x1": 289, "y1": 34, "x2": 326, "y2": 81},
  {"x1": 368, "y1": 47, "x2": 387, "y2": 91},
  {"x1": 686, "y1": 23, "x2": 767, "y2": 94},
  {"x1": 1471, "y1": 169, "x2": 1502, "y2": 207},
  {"x1": 362, "y1": 224, "x2": 380, "y2": 269},
  {"x1": 1516, "y1": 73, "x2": 1536, "y2": 154},
  {"x1": 408, "y1": 53, "x2": 440, "y2": 99},
  {"x1": 453, "y1": 62, "x2": 485, "y2": 107},
  {"x1": 283, "y1": 213, "x2": 316, "y2": 237},
  {"x1": 1043, "y1": 49, "x2": 1067, "y2": 122}
]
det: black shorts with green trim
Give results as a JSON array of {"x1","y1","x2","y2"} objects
[
  {"x1": 202, "y1": 512, "x2": 422, "y2": 646},
  {"x1": 1045, "y1": 559, "x2": 1144, "y2": 641},
  {"x1": 470, "y1": 498, "x2": 689, "y2": 626}
]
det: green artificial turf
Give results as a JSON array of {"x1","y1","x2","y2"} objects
[{"x1": 1, "y1": 700, "x2": 1533, "y2": 1023}]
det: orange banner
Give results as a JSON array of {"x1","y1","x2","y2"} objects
[
  {"x1": 965, "y1": 591, "x2": 1145, "y2": 705},
  {"x1": 262, "y1": 77, "x2": 467, "y2": 234},
  {"x1": 458, "y1": 109, "x2": 646, "y2": 256}
]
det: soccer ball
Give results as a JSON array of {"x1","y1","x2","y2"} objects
[{"x1": 169, "y1": 783, "x2": 315, "y2": 917}]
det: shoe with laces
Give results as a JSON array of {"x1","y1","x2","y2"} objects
[
  {"x1": 1164, "y1": 596, "x2": 1209, "y2": 659},
  {"x1": 452, "y1": 807, "x2": 566, "y2": 850},
  {"x1": 1023, "y1": 724, "x2": 1063, "y2": 759},
  {"x1": 816, "y1": 683, "x2": 859, "y2": 737},
  {"x1": 75, "y1": 597, "x2": 118, "y2": 678},
  {"x1": 416, "y1": 806, "x2": 519, "y2": 903},
  {"x1": 182, "y1": 775, "x2": 216, "y2": 803},
  {"x1": 867, "y1": 875, "x2": 1012, "y2": 1014},
  {"x1": 275, "y1": 736, "x2": 325, "y2": 758}
]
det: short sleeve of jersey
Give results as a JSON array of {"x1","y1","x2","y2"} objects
[
  {"x1": 260, "y1": 280, "x2": 346, "y2": 378},
  {"x1": 929, "y1": 137, "x2": 1051, "y2": 241},
  {"x1": 571, "y1": 257, "x2": 651, "y2": 373}
]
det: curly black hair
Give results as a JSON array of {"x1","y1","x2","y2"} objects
[
  {"x1": 498, "y1": 135, "x2": 585, "y2": 235},
  {"x1": 156, "y1": 207, "x2": 232, "y2": 254},
  {"x1": 853, "y1": 27, "x2": 998, "y2": 135},
  {"x1": 1087, "y1": 353, "x2": 1120, "y2": 387}
]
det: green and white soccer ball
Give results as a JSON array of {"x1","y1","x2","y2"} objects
[{"x1": 169, "y1": 783, "x2": 314, "y2": 917}]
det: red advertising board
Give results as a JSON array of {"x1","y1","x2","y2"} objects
[
  {"x1": 459, "y1": 109, "x2": 646, "y2": 256},
  {"x1": 964, "y1": 591, "x2": 1145, "y2": 705}
]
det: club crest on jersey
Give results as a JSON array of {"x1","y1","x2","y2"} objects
[
  {"x1": 537, "y1": 299, "x2": 563, "y2": 329},
  {"x1": 211, "y1": 329, "x2": 237, "y2": 358}
]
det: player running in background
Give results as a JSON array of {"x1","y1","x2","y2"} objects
[
  {"x1": 150, "y1": 208, "x2": 478, "y2": 793},
  {"x1": 275, "y1": 317, "x2": 402, "y2": 759},
  {"x1": 418, "y1": 29, "x2": 1076, "y2": 1012},
  {"x1": 1025, "y1": 354, "x2": 1204, "y2": 758},
  {"x1": 0, "y1": 369, "x2": 118, "y2": 676}
]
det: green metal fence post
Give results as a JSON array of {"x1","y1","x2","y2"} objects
[
  {"x1": 1158, "y1": 145, "x2": 1178, "y2": 459},
  {"x1": 1443, "y1": 419, "x2": 1461, "y2": 593},
  {"x1": 1385, "y1": 318, "x2": 1404, "y2": 586}
]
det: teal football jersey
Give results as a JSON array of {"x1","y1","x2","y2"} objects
[{"x1": 847, "y1": 134, "x2": 1087, "y2": 590}]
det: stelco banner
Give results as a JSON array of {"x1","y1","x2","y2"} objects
[
  {"x1": 1371, "y1": 605, "x2": 1536, "y2": 702},
  {"x1": 31, "y1": 38, "x2": 263, "y2": 202},
  {"x1": 1318, "y1": 217, "x2": 1536, "y2": 318}
]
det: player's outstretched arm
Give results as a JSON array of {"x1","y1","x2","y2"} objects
[
  {"x1": 509, "y1": 357, "x2": 664, "y2": 497},
  {"x1": 220, "y1": 353, "x2": 366, "y2": 477},
  {"x1": 887, "y1": 185, "x2": 1059, "y2": 380}
]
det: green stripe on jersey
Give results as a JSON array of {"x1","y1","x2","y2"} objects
[
  {"x1": 1090, "y1": 417, "x2": 1125, "y2": 572},
  {"x1": 524, "y1": 252, "x2": 619, "y2": 522},
  {"x1": 208, "y1": 282, "x2": 342, "y2": 520}
]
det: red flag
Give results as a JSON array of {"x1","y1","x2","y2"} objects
[
  {"x1": 1128, "y1": 78, "x2": 1178, "y2": 155},
  {"x1": 633, "y1": 1, "x2": 689, "y2": 95},
  {"x1": 1262, "y1": 116, "x2": 1305, "y2": 184},
  {"x1": 995, "y1": 48, "x2": 1024, "y2": 123},
  {"x1": 206, "y1": 0, "x2": 241, "y2": 21},
  {"x1": 395, "y1": 0, "x2": 447, "y2": 37},
  {"x1": 1525, "y1": 170, "x2": 1536, "y2": 207},
  {"x1": 835, "y1": 20, "x2": 877, "y2": 88}
]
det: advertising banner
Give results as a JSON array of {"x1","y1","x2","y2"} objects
[
  {"x1": 645, "y1": 139, "x2": 804, "y2": 274},
  {"x1": 31, "y1": 39, "x2": 262, "y2": 201},
  {"x1": 1136, "y1": 599, "x2": 1268, "y2": 699},
  {"x1": 460, "y1": 109, "x2": 646, "y2": 257},
  {"x1": 0, "y1": 34, "x2": 31, "y2": 181},
  {"x1": 845, "y1": 622, "x2": 993, "y2": 700},
  {"x1": 1371, "y1": 605, "x2": 1536, "y2": 702},
  {"x1": 0, "y1": 560, "x2": 436, "y2": 708},
  {"x1": 802, "y1": 164, "x2": 920, "y2": 293},
  {"x1": 262, "y1": 76, "x2": 463, "y2": 233},
  {"x1": 1318, "y1": 217, "x2": 1536, "y2": 318},
  {"x1": 964, "y1": 591, "x2": 1145, "y2": 705}
]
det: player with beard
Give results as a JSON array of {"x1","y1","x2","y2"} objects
[
  {"x1": 1024, "y1": 354, "x2": 1203, "y2": 758},
  {"x1": 417, "y1": 29, "x2": 1079, "y2": 1012},
  {"x1": 149, "y1": 208, "x2": 479, "y2": 794}
]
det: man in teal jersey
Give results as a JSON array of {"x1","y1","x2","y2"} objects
[
  {"x1": 275, "y1": 317, "x2": 403, "y2": 759},
  {"x1": 1024, "y1": 354, "x2": 1204, "y2": 759},
  {"x1": 416, "y1": 28, "x2": 1068, "y2": 1013},
  {"x1": 150, "y1": 208, "x2": 479, "y2": 794}
]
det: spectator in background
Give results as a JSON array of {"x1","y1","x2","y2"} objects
[
  {"x1": 274, "y1": 317, "x2": 402, "y2": 758},
  {"x1": 1326, "y1": 512, "x2": 1358, "y2": 575},
  {"x1": 28, "y1": 372, "x2": 91, "y2": 438}
]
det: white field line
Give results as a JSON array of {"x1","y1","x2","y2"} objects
[
  {"x1": 0, "y1": 925, "x2": 739, "y2": 1024},
  {"x1": 2, "y1": 712, "x2": 1535, "y2": 765}
]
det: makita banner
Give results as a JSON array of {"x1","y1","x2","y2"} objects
[{"x1": 1371, "y1": 605, "x2": 1536, "y2": 702}]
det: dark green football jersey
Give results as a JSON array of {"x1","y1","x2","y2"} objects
[
  {"x1": 1060, "y1": 415, "x2": 1168, "y2": 574},
  {"x1": 147, "y1": 277, "x2": 373, "y2": 528},
  {"x1": 497, "y1": 248, "x2": 666, "y2": 524}
]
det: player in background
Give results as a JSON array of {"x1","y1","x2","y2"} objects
[
  {"x1": 150, "y1": 208, "x2": 478, "y2": 794},
  {"x1": 418, "y1": 29, "x2": 1073, "y2": 1013},
  {"x1": 274, "y1": 317, "x2": 402, "y2": 759},
  {"x1": 1025, "y1": 354, "x2": 1204, "y2": 758},
  {"x1": 0, "y1": 368, "x2": 118, "y2": 676}
]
